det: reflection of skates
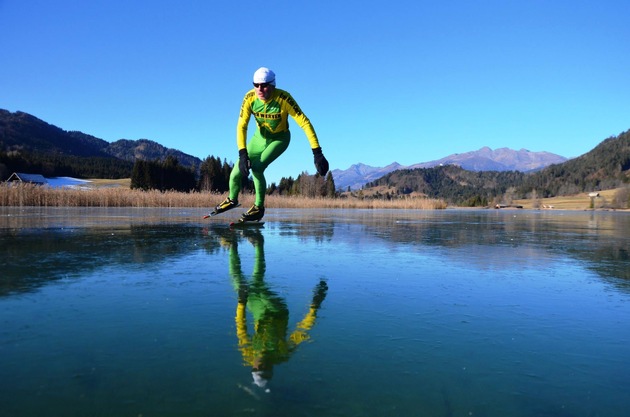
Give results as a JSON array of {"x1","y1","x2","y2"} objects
[
  {"x1": 204, "y1": 197, "x2": 240, "y2": 219},
  {"x1": 230, "y1": 219, "x2": 265, "y2": 228},
  {"x1": 241, "y1": 228, "x2": 264, "y2": 247}
]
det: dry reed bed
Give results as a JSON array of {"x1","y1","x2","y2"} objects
[{"x1": 0, "y1": 183, "x2": 447, "y2": 210}]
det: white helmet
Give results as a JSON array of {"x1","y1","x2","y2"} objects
[{"x1": 253, "y1": 67, "x2": 276, "y2": 86}]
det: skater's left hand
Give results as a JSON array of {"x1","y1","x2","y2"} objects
[{"x1": 312, "y1": 147, "x2": 329, "y2": 176}]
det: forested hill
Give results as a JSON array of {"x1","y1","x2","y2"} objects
[
  {"x1": 366, "y1": 129, "x2": 630, "y2": 205},
  {"x1": 1, "y1": 110, "x2": 110, "y2": 157},
  {"x1": 0, "y1": 109, "x2": 202, "y2": 179},
  {"x1": 520, "y1": 130, "x2": 630, "y2": 196}
]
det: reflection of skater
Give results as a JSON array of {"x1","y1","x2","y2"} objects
[
  {"x1": 222, "y1": 229, "x2": 328, "y2": 391},
  {"x1": 211, "y1": 67, "x2": 329, "y2": 222}
]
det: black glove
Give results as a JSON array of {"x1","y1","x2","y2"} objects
[
  {"x1": 311, "y1": 280, "x2": 328, "y2": 309},
  {"x1": 238, "y1": 149, "x2": 250, "y2": 178},
  {"x1": 238, "y1": 285, "x2": 249, "y2": 304},
  {"x1": 312, "y1": 147, "x2": 329, "y2": 176}
]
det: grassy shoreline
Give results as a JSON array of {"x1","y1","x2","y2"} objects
[
  {"x1": 0, "y1": 183, "x2": 447, "y2": 210},
  {"x1": 2, "y1": 182, "x2": 627, "y2": 211},
  {"x1": 513, "y1": 187, "x2": 628, "y2": 211}
]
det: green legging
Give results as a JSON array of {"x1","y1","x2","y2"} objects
[{"x1": 229, "y1": 131, "x2": 290, "y2": 207}]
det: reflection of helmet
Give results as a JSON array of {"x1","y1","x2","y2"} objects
[{"x1": 252, "y1": 371, "x2": 271, "y2": 392}]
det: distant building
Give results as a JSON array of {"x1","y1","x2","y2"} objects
[
  {"x1": 494, "y1": 204, "x2": 523, "y2": 209},
  {"x1": 6, "y1": 172, "x2": 48, "y2": 185}
]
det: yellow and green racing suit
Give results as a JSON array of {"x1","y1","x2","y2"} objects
[{"x1": 229, "y1": 88, "x2": 321, "y2": 207}]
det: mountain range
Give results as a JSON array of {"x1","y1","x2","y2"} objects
[
  {"x1": 0, "y1": 109, "x2": 580, "y2": 191},
  {"x1": 332, "y1": 147, "x2": 567, "y2": 191}
]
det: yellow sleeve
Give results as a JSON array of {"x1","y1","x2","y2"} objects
[
  {"x1": 236, "y1": 91, "x2": 255, "y2": 150},
  {"x1": 288, "y1": 306, "x2": 318, "y2": 346},
  {"x1": 235, "y1": 302, "x2": 256, "y2": 367},
  {"x1": 297, "y1": 117, "x2": 321, "y2": 150},
  {"x1": 236, "y1": 302, "x2": 249, "y2": 347},
  {"x1": 280, "y1": 92, "x2": 321, "y2": 149}
]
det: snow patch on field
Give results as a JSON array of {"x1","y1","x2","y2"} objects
[{"x1": 45, "y1": 177, "x2": 92, "y2": 189}]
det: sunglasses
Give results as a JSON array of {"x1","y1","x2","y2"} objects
[{"x1": 253, "y1": 82, "x2": 273, "y2": 88}]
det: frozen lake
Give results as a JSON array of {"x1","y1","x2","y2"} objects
[{"x1": 1, "y1": 207, "x2": 629, "y2": 417}]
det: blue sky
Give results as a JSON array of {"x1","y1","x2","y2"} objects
[{"x1": 1, "y1": 0, "x2": 628, "y2": 184}]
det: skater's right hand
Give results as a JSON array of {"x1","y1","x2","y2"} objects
[{"x1": 239, "y1": 149, "x2": 251, "y2": 177}]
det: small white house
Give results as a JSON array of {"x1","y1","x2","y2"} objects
[{"x1": 6, "y1": 172, "x2": 48, "y2": 185}]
